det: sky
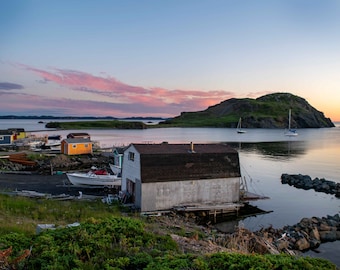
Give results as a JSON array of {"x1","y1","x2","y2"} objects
[{"x1": 1, "y1": 0, "x2": 340, "y2": 121}]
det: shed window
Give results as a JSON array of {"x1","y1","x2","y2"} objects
[
  {"x1": 72, "y1": 144, "x2": 77, "y2": 149},
  {"x1": 128, "y1": 152, "x2": 135, "y2": 161},
  {"x1": 0, "y1": 136, "x2": 3, "y2": 140},
  {"x1": 85, "y1": 144, "x2": 88, "y2": 148}
]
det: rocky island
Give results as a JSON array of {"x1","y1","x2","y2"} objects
[{"x1": 159, "y1": 92, "x2": 335, "y2": 128}]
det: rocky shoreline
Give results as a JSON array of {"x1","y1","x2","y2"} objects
[
  {"x1": 148, "y1": 211, "x2": 340, "y2": 259},
  {"x1": 281, "y1": 173, "x2": 340, "y2": 197},
  {"x1": 251, "y1": 214, "x2": 340, "y2": 253}
]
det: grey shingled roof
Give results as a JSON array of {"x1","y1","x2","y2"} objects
[{"x1": 63, "y1": 138, "x2": 92, "y2": 143}]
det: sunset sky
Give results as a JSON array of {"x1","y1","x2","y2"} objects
[{"x1": 1, "y1": 1, "x2": 340, "y2": 121}]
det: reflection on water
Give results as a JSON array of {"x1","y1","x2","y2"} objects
[{"x1": 228, "y1": 141, "x2": 307, "y2": 160}]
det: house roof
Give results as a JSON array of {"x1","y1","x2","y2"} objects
[
  {"x1": 67, "y1": 133, "x2": 91, "y2": 139},
  {"x1": 0, "y1": 130, "x2": 13, "y2": 135},
  {"x1": 132, "y1": 143, "x2": 237, "y2": 155},
  {"x1": 7, "y1": 128, "x2": 25, "y2": 132},
  {"x1": 128, "y1": 143, "x2": 241, "y2": 183},
  {"x1": 112, "y1": 146, "x2": 126, "y2": 154},
  {"x1": 63, "y1": 138, "x2": 92, "y2": 144}
]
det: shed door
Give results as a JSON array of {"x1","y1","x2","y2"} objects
[{"x1": 127, "y1": 179, "x2": 135, "y2": 203}]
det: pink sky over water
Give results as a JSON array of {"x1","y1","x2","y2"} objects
[{"x1": 1, "y1": 1, "x2": 339, "y2": 121}]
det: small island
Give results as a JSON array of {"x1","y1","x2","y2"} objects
[{"x1": 159, "y1": 93, "x2": 334, "y2": 128}]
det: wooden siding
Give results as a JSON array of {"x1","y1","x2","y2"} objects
[
  {"x1": 0, "y1": 130, "x2": 12, "y2": 145},
  {"x1": 140, "y1": 152, "x2": 240, "y2": 183},
  {"x1": 7, "y1": 128, "x2": 26, "y2": 140},
  {"x1": 0, "y1": 135, "x2": 12, "y2": 145},
  {"x1": 61, "y1": 138, "x2": 93, "y2": 155},
  {"x1": 141, "y1": 177, "x2": 240, "y2": 212}
]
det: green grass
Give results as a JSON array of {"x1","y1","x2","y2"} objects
[
  {"x1": 0, "y1": 194, "x2": 336, "y2": 269},
  {"x1": 159, "y1": 113, "x2": 239, "y2": 127},
  {"x1": 0, "y1": 194, "x2": 121, "y2": 235}
]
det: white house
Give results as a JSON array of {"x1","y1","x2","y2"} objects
[{"x1": 121, "y1": 142, "x2": 241, "y2": 212}]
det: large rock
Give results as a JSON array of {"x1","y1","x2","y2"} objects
[
  {"x1": 295, "y1": 237, "x2": 310, "y2": 250},
  {"x1": 276, "y1": 240, "x2": 289, "y2": 251},
  {"x1": 319, "y1": 231, "x2": 337, "y2": 242},
  {"x1": 309, "y1": 239, "x2": 321, "y2": 249},
  {"x1": 319, "y1": 222, "x2": 331, "y2": 231},
  {"x1": 309, "y1": 227, "x2": 320, "y2": 241}
]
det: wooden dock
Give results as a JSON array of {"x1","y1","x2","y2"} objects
[{"x1": 173, "y1": 202, "x2": 244, "y2": 221}]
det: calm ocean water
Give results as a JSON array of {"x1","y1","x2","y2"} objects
[{"x1": 1, "y1": 119, "x2": 340, "y2": 265}]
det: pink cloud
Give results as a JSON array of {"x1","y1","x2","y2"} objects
[
  {"x1": 0, "y1": 91, "x2": 180, "y2": 117},
  {"x1": 21, "y1": 64, "x2": 148, "y2": 95},
  {"x1": 12, "y1": 64, "x2": 241, "y2": 117}
]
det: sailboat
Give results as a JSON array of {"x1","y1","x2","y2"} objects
[
  {"x1": 285, "y1": 109, "x2": 298, "y2": 136},
  {"x1": 236, "y1": 117, "x2": 246, "y2": 134}
]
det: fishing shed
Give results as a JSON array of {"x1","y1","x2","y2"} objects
[
  {"x1": 111, "y1": 146, "x2": 125, "y2": 174},
  {"x1": 112, "y1": 147, "x2": 125, "y2": 168},
  {"x1": 121, "y1": 142, "x2": 241, "y2": 212},
  {"x1": 61, "y1": 138, "x2": 93, "y2": 155},
  {"x1": 0, "y1": 130, "x2": 13, "y2": 146},
  {"x1": 7, "y1": 128, "x2": 26, "y2": 140}
]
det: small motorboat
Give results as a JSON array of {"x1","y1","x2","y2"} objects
[{"x1": 66, "y1": 168, "x2": 121, "y2": 189}]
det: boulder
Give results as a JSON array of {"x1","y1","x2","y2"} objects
[
  {"x1": 309, "y1": 227, "x2": 320, "y2": 241},
  {"x1": 295, "y1": 237, "x2": 310, "y2": 251},
  {"x1": 337, "y1": 231, "x2": 340, "y2": 240},
  {"x1": 319, "y1": 231, "x2": 337, "y2": 242},
  {"x1": 309, "y1": 239, "x2": 321, "y2": 250},
  {"x1": 319, "y1": 222, "x2": 331, "y2": 231},
  {"x1": 276, "y1": 240, "x2": 289, "y2": 251}
]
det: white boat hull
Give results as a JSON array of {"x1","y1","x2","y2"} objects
[
  {"x1": 109, "y1": 163, "x2": 122, "y2": 175},
  {"x1": 66, "y1": 172, "x2": 121, "y2": 188},
  {"x1": 285, "y1": 129, "x2": 298, "y2": 136}
]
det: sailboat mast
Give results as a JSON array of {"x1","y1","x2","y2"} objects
[{"x1": 288, "y1": 109, "x2": 291, "y2": 130}]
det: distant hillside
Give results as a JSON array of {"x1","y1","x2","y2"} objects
[
  {"x1": 0, "y1": 115, "x2": 117, "y2": 120},
  {"x1": 159, "y1": 93, "x2": 335, "y2": 128}
]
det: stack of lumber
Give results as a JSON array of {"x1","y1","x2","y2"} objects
[{"x1": 8, "y1": 153, "x2": 37, "y2": 166}]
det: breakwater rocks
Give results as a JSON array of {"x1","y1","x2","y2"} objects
[
  {"x1": 281, "y1": 173, "x2": 340, "y2": 197},
  {"x1": 213, "y1": 214, "x2": 340, "y2": 255},
  {"x1": 279, "y1": 214, "x2": 340, "y2": 251}
]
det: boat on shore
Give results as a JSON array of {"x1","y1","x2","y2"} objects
[
  {"x1": 109, "y1": 163, "x2": 122, "y2": 176},
  {"x1": 66, "y1": 169, "x2": 121, "y2": 189}
]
